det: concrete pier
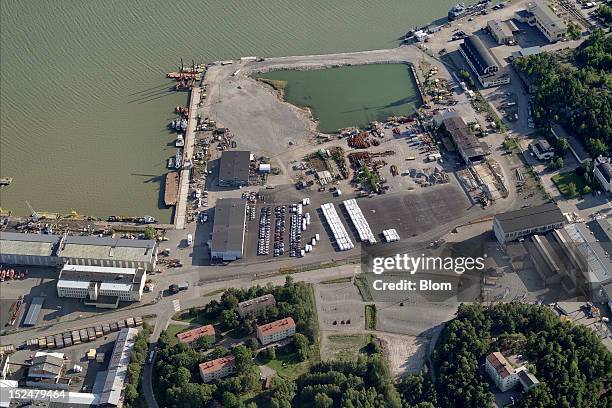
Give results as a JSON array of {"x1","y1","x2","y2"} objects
[{"x1": 174, "y1": 86, "x2": 201, "y2": 230}]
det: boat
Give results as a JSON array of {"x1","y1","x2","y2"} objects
[
  {"x1": 175, "y1": 134, "x2": 185, "y2": 147},
  {"x1": 167, "y1": 157, "x2": 176, "y2": 169},
  {"x1": 180, "y1": 118, "x2": 187, "y2": 132},
  {"x1": 170, "y1": 119, "x2": 177, "y2": 130},
  {"x1": 448, "y1": 3, "x2": 466, "y2": 20},
  {"x1": 0, "y1": 177, "x2": 13, "y2": 187},
  {"x1": 175, "y1": 150, "x2": 183, "y2": 169},
  {"x1": 141, "y1": 215, "x2": 156, "y2": 224}
]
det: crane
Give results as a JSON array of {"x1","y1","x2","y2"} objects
[{"x1": 25, "y1": 201, "x2": 40, "y2": 221}]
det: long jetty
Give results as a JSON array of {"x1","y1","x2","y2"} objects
[{"x1": 174, "y1": 86, "x2": 201, "y2": 229}]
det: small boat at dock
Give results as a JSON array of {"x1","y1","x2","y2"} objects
[
  {"x1": 175, "y1": 134, "x2": 185, "y2": 147},
  {"x1": 170, "y1": 119, "x2": 177, "y2": 130},
  {"x1": 0, "y1": 177, "x2": 13, "y2": 187},
  {"x1": 180, "y1": 118, "x2": 187, "y2": 132},
  {"x1": 167, "y1": 157, "x2": 176, "y2": 169},
  {"x1": 175, "y1": 150, "x2": 183, "y2": 169}
]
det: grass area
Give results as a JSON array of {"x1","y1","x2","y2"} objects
[
  {"x1": 257, "y1": 349, "x2": 313, "y2": 381},
  {"x1": 278, "y1": 261, "x2": 339, "y2": 275},
  {"x1": 552, "y1": 170, "x2": 589, "y2": 198},
  {"x1": 202, "y1": 288, "x2": 226, "y2": 297},
  {"x1": 258, "y1": 78, "x2": 288, "y2": 94},
  {"x1": 365, "y1": 304, "x2": 377, "y2": 330},
  {"x1": 503, "y1": 137, "x2": 520, "y2": 153},
  {"x1": 324, "y1": 334, "x2": 368, "y2": 361},
  {"x1": 354, "y1": 274, "x2": 373, "y2": 301},
  {"x1": 320, "y1": 276, "x2": 353, "y2": 285},
  {"x1": 164, "y1": 324, "x2": 187, "y2": 346}
]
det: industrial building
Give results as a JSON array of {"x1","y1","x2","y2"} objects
[
  {"x1": 199, "y1": 356, "x2": 236, "y2": 383},
  {"x1": 493, "y1": 203, "x2": 565, "y2": 244},
  {"x1": 210, "y1": 198, "x2": 247, "y2": 261},
  {"x1": 218, "y1": 150, "x2": 251, "y2": 187},
  {"x1": 256, "y1": 317, "x2": 296, "y2": 345},
  {"x1": 57, "y1": 235, "x2": 157, "y2": 271},
  {"x1": 177, "y1": 324, "x2": 216, "y2": 345},
  {"x1": 487, "y1": 19, "x2": 518, "y2": 44},
  {"x1": 26, "y1": 352, "x2": 70, "y2": 390},
  {"x1": 56, "y1": 264, "x2": 146, "y2": 308},
  {"x1": 441, "y1": 116, "x2": 489, "y2": 164},
  {"x1": 237, "y1": 294, "x2": 276, "y2": 318},
  {"x1": 23, "y1": 296, "x2": 45, "y2": 327},
  {"x1": 515, "y1": 0, "x2": 567, "y2": 43},
  {"x1": 0, "y1": 232, "x2": 60, "y2": 266},
  {"x1": 594, "y1": 157, "x2": 612, "y2": 193},
  {"x1": 459, "y1": 35, "x2": 510, "y2": 88},
  {"x1": 99, "y1": 328, "x2": 138, "y2": 406}
]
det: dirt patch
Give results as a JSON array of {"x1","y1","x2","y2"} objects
[{"x1": 377, "y1": 333, "x2": 429, "y2": 377}]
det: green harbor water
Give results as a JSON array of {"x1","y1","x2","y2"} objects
[
  {"x1": 258, "y1": 64, "x2": 422, "y2": 133},
  {"x1": 0, "y1": 0, "x2": 457, "y2": 221}
]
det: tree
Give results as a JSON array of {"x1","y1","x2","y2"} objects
[
  {"x1": 124, "y1": 384, "x2": 138, "y2": 403},
  {"x1": 231, "y1": 345, "x2": 253, "y2": 371},
  {"x1": 567, "y1": 22, "x2": 581, "y2": 40},
  {"x1": 567, "y1": 182, "x2": 578, "y2": 197},
  {"x1": 293, "y1": 333, "x2": 309, "y2": 361},
  {"x1": 245, "y1": 337, "x2": 259, "y2": 351},
  {"x1": 194, "y1": 335, "x2": 212, "y2": 350},
  {"x1": 222, "y1": 391, "x2": 243, "y2": 408},
  {"x1": 459, "y1": 69, "x2": 471, "y2": 81},
  {"x1": 221, "y1": 309, "x2": 239, "y2": 330},
  {"x1": 144, "y1": 225, "x2": 156, "y2": 240},
  {"x1": 550, "y1": 156, "x2": 564, "y2": 170},
  {"x1": 314, "y1": 393, "x2": 334, "y2": 408},
  {"x1": 557, "y1": 137, "x2": 570, "y2": 154},
  {"x1": 587, "y1": 138, "x2": 609, "y2": 157},
  {"x1": 175, "y1": 366, "x2": 191, "y2": 386}
]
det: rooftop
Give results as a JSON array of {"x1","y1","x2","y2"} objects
[
  {"x1": 99, "y1": 328, "x2": 138, "y2": 406},
  {"x1": 462, "y1": 35, "x2": 499, "y2": 73},
  {"x1": 177, "y1": 325, "x2": 215, "y2": 344},
  {"x1": 488, "y1": 19, "x2": 514, "y2": 39},
  {"x1": 442, "y1": 116, "x2": 488, "y2": 161},
  {"x1": 199, "y1": 356, "x2": 235, "y2": 374},
  {"x1": 58, "y1": 264, "x2": 144, "y2": 286},
  {"x1": 596, "y1": 162, "x2": 612, "y2": 182},
  {"x1": 0, "y1": 232, "x2": 59, "y2": 257},
  {"x1": 495, "y1": 203, "x2": 564, "y2": 233},
  {"x1": 486, "y1": 351, "x2": 514, "y2": 379},
  {"x1": 219, "y1": 150, "x2": 250, "y2": 183},
  {"x1": 238, "y1": 294, "x2": 276, "y2": 313},
  {"x1": 211, "y1": 198, "x2": 247, "y2": 256},
  {"x1": 527, "y1": 0, "x2": 567, "y2": 31},
  {"x1": 23, "y1": 296, "x2": 45, "y2": 327},
  {"x1": 57, "y1": 236, "x2": 156, "y2": 263},
  {"x1": 550, "y1": 123, "x2": 590, "y2": 163},
  {"x1": 257, "y1": 317, "x2": 296, "y2": 335}
]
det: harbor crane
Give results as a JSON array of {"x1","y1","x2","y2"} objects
[{"x1": 25, "y1": 200, "x2": 40, "y2": 221}]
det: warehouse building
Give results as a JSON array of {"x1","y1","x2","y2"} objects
[
  {"x1": 210, "y1": 198, "x2": 247, "y2": 261},
  {"x1": 23, "y1": 296, "x2": 45, "y2": 327},
  {"x1": 493, "y1": 203, "x2": 565, "y2": 244},
  {"x1": 99, "y1": 328, "x2": 138, "y2": 406},
  {"x1": 515, "y1": 0, "x2": 567, "y2": 43},
  {"x1": 57, "y1": 235, "x2": 157, "y2": 271},
  {"x1": 442, "y1": 116, "x2": 489, "y2": 164},
  {"x1": 257, "y1": 317, "x2": 296, "y2": 345},
  {"x1": 199, "y1": 356, "x2": 236, "y2": 383},
  {"x1": 237, "y1": 294, "x2": 276, "y2": 318},
  {"x1": 0, "y1": 232, "x2": 60, "y2": 266},
  {"x1": 487, "y1": 19, "x2": 518, "y2": 44},
  {"x1": 218, "y1": 150, "x2": 251, "y2": 187},
  {"x1": 56, "y1": 264, "x2": 146, "y2": 307},
  {"x1": 459, "y1": 35, "x2": 510, "y2": 88}
]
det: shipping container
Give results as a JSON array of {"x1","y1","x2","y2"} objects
[
  {"x1": 134, "y1": 317, "x2": 143, "y2": 327},
  {"x1": 102, "y1": 324, "x2": 111, "y2": 335},
  {"x1": 72, "y1": 331, "x2": 81, "y2": 345},
  {"x1": 38, "y1": 337, "x2": 47, "y2": 348},
  {"x1": 110, "y1": 322, "x2": 119, "y2": 332},
  {"x1": 95, "y1": 326, "x2": 103, "y2": 337},
  {"x1": 118, "y1": 320, "x2": 127, "y2": 329},
  {"x1": 126, "y1": 318, "x2": 135, "y2": 328},
  {"x1": 46, "y1": 336, "x2": 55, "y2": 349},
  {"x1": 87, "y1": 327, "x2": 96, "y2": 341}
]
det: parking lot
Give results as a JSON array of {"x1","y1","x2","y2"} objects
[{"x1": 314, "y1": 281, "x2": 365, "y2": 332}]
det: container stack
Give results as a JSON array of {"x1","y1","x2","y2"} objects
[
  {"x1": 382, "y1": 229, "x2": 400, "y2": 243},
  {"x1": 321, "y1": 203, "x2": 354, "y2": 251},
  {"x1": 342, "y1": 199, "x2": 376, "y2": 244}
]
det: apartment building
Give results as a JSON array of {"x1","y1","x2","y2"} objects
[
  {"x1": 177, "y1": 325, "x2": 216, "y2": 345},
  {"x1": 199, "y1": 356, "x2": 236, "y2": 383},
  {"x1": 256, "y1": 317, "x2": 296, "y2": 345}
]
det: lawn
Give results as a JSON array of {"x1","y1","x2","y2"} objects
[
  {"x1": 257, "y1": 349, "x2": 313, "y2": 381},
  {"x1": 323, "y1": 334, "x2": 368, "y2": 361},
  {"x1": 354, "y1": 274, "x2": 373, "y2": 301},
  {"x1": 164, "y1": 324, "x2": 187, "y2": 346},
  {"x1": 552, "y1": 170, "x2": 588, "y2": 198}
]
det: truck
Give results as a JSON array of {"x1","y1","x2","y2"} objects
[
  {"x1": 187, "y1": 234, "x2": 193, "y2": 246},
  {"x1": 427, "y1": 153, "x2": 442, "y2": 162},
  {"x1": 178, "y1": 282, "x2": 189, "y2": 291}
]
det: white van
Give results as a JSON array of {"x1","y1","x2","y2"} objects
[{"x1": 187, "y1": 234, "x2": 193, "y2": 246}]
